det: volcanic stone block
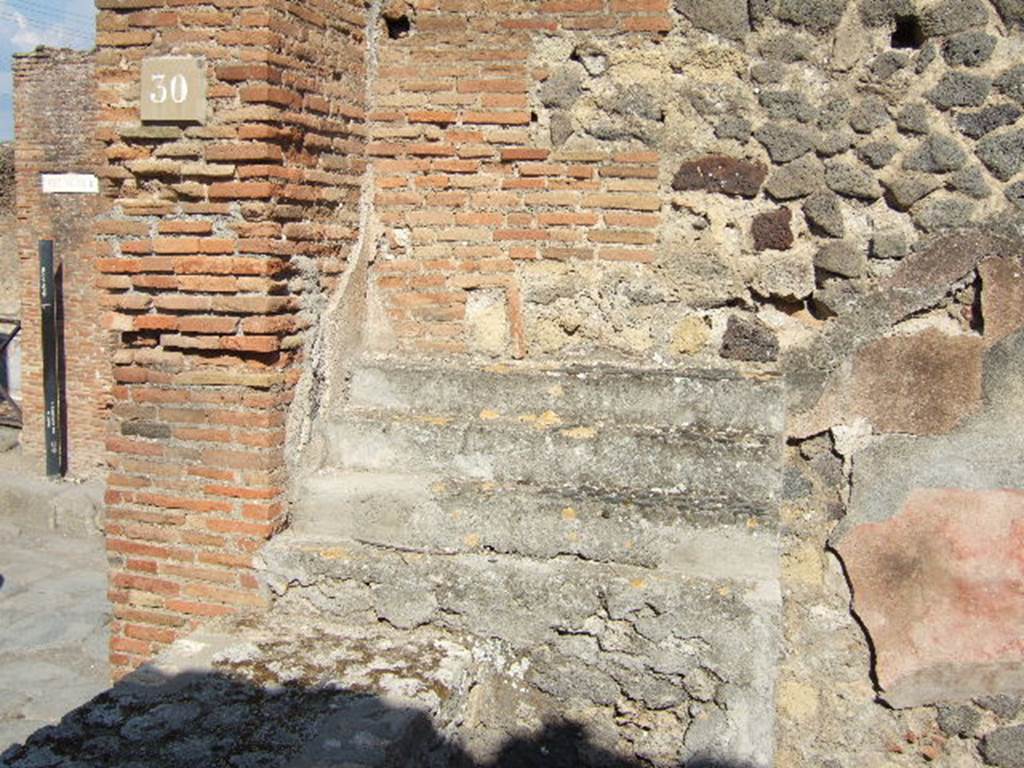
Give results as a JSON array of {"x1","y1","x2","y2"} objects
[
  {"x1": 758, "y1": 90, "x2": 816, "y2": 123},
  {"x1": 754, "y1": 124, "x2": 814, "y2": 163},
  {"x1": 720, "y1": 316, "x2": 779, "y2": 362},
  {"x1": 848, "y1": 96, "x2": 890, "y2": 134},
  {"x1": 715, "y1": 115, "x2": 752, "y2": 142},
  {"x1": 983, "y1": 726, "x2": 1024, "y2": 768},
  {"x1": 996, "y1": 64, "x2": 1024, "y2": 104},
  {"x1": 949, "y1": 165, "x2": 992, "y2": 198},
  {"x1": 882, "y1": 172, "x2": 942, "y2": 210},
  {"x1": 977, "y1": 128, "x2": 1024, "y2": 180},
  {"x1": 675, "y1": 0, "x2": 751, "y2": 39},
  {"x1": 825, "y1": 160, "x2": 882, "y2": 200},
  {"x1": 837, "y1": 488, "x2": 1024, "y2": 708},
  {"x1": 751, "y1": 207, "x2": 793, "y2": 251},
  {"x1": 992, "y1": 0, "x2": 1024, "y2": 26},
  {"x1": 672, "y1": 156, "x2": 767, "y2": 198},
  {"x1": 772, "y1": 0, "x2": 847, "y2": 32},
  {"x1": 860, "y1": 0, "x2": 914, "y2": 26},
  {"x1": 896, "y1": 103, "x2": 931, "y2": 135},
  {"x1": 851, "y1": 329, "x2": 983, "y2": 434},
  {"x1": 765, "y1": 155, "x2": 823, "y2": 200},
  {"x1": 857, "y1": 140, "x2": 898, "y2": 169},
  {"x1": 803, "y1": 191, "x2": 845, "y2": 238},
  {"x1": 927, "y1": 71, "x2": 992, "y2": 110},
  {"x1": 920, "y1": 0, "x2": 989, "y2": 36},
  {"x1": 903, "y1": 133, "x2": 967, "y2": 173},
  {"x1": 942, "y1": 31, "x2": 997, "y2": 67},
  {"x1": 910, "y1": 194, "x2": 975, "y2": 232},
  {"x1": 956, "y1": 104, "x2": 1023, "y2": 139},
  {"x1": 814, "y1": 242, "x2": 867, "y2": 278}
]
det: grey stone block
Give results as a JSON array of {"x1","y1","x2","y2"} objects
[
  {"x1": 347, "y1": 362, "x2": 784, "y2": 434},
  {"x1": 1006, "y1": 180, "x2": 1024, "y2": 209},
  {"x1": 871, "y1": 230, "x2": 909, "y2": 260},
  {"x1": 903, "y1": 133, "x2": 968, "y2": 173},
  {"x1": 943, "y1": 31, "x2": 997, "y2": 67},
  {"x1": 920, "y1": 0, "x2": 989, "y2": 36},
  {"x1": 759, "y1": 32, "x2": 813, "y2": 62},
  {"x1": 956, "y1": 104, "x2": 1023, "y2": 140},
  {"x1": 772, "y1": 0, "x2": 847, "y2": 32},
  {"x1": 869, "y1": 51, "x2": 910, "y2": 80},
  {"x1": 825, "y1": 159, "x2": 883, "y2": 200},
  {"x1": 860, "y1": 0, "x2": 914, "y2": 26},
  {"x1": 803, "y1": 191, "x2": 846, "y2": 238},
  {"x1": 976, "y1": 694, "x2": 1024, "y2": 719},
  {"x1": 992, "y1": 0, "x2": 1024, "y2": 27},
  {"x1": 927, "y1": 71, "x2": 992, "y2": 110},
  {"x1": 765, "y1": 154, "x2": 824, "y2": 199},
  {"x1": 849, "y1": 96, "x2": 891, "y2": 134},
  {"x1": 982, "y1": 725, "x2": 1024, "y2": 768},
  {"x1": 815, "y1": 130, "x2": 855, "y2": 157},
  {"x1": 675, "y1": 0, "x2": 751, "y2": 39},
  {"x1": 750, "y1": 61, "x2": 785, "y2": 84},
  {"x1": 896, "y1": 103, "x2": 931, "y2": 135},
  {"x1": 948, "y1": 165, "x2": 992, "y2": 198},
  {"x1": 910, "y1": 194, "x2": 975, "y2": 232},
  {"x1": 817, "y1": 97, "x2": 851, "y2": 131},
  {"x1": 996, "y1": 64, "x2": 1024, "y2": 105},
  {"x1": 539, "y1": 66, "x2": 582, "y2": 109},
  {"x1": 857, "y1": 140, "x2": 899, "y2": 169},
  {"x1": 758, "y1": 90, "x2": 816, "y2": 123},
  {"x1": 936, "y1": 704, "x2": 981, "y2": 737},
  {"x1": 977, "y1": 128, "x2": 1024, "y2": 180},
  {"x1": 715, "y1": 114, "x2": 752, "y2": 142},
  {"x1": 754, "y1": 123, "x2": 815, "y2": 163},
  {"x1": 814, "y1": 242, "x2": 868, "y2": 278}
]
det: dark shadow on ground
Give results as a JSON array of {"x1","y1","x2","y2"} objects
[{"x1": 0, "y1": 669, "x2": 757, "y2": 767}]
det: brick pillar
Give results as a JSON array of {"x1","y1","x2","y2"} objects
[
  {"x1": 14, "y1": 49, "x2": 110, "y2": 479},
  {"x1": 95, "y1": 0, "x2": 369, "y2": 677}
]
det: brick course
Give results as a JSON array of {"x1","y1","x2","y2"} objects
[
  {"x1": 14, "y1": 49, "x2": 110, "y2": 479},
  {"x1": 93, "y1": 0, "x2": 367, "y2": 677}
]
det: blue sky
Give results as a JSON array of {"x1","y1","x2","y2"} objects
[{"x1": 0, "y1": 0, "x2": 96, "y2": 141}]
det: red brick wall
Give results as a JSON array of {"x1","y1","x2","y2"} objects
[
  {"x1": 94, "y1": 0, "x2": 368, "y2": 677},
  {"x1": 368, "y1": 0, "x2": 670, "y2": 356},
  {"x1": 14, "y1": 49, "x2": 110, "y2": 480}
]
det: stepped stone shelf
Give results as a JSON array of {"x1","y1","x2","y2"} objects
[{"x1": 263, "y1": 358, "x2": 787, "y2": 765}]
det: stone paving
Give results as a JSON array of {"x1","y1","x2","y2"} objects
[{"x1": 0, "y1": 494, "x2": 110, "y2": 751}]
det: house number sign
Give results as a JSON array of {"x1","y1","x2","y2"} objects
[{"x1": 140, "y1": 56, "x2": 207, "y2": 124}]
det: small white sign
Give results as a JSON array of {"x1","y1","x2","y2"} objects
[{"x1": 41, "y1": 173, "x2": 99, "y2": 195}]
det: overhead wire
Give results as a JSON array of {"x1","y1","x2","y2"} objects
[
  {"x1": 7, "y1": 0, "x2": 96, "y2": 26},
  {"x1": 0, "y1": 3, "x2": 94, "y2": 48}
]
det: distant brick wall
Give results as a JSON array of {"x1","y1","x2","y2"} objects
[
  {"x1": 14, "y1": 49, "x2": 110, "y2": 479},
  {"x1": 93, "y1": 0, "x2": 368, "y2": 677}
]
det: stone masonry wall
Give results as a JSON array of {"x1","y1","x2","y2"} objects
[
  {"x1": 340, "y1": 1, "x2": 1024, "y2": 764},
  {"x1": 87, "y1": 2, "x2": 1024, "y2": 763},
  {"x1": 14, "y1": 49, "x2": 109, "y2": 479},
  {"x1": 93, "y1": 0, "x2": 368, "y2": 678},
  {"x1": 359, "y1": 0, "x2": 1024, "y2": 369}
]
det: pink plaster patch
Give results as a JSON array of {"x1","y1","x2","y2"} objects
[{"x1": 838, "y1": 488, "x2": 1024, "y2": 708}]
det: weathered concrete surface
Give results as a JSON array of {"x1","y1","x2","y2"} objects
[
  {"x1": 260, "y1": 535, "x2": 780, "y2": 766},
  {"x1": 837, "y1": 488, "x2": 1024, "y2": 709},
  {"x1": 0, "y1": 524, "x2": 109, "y2": 750},
  {"x1": 280, "y1": 359, "x2": 784, "y2": 766}
]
